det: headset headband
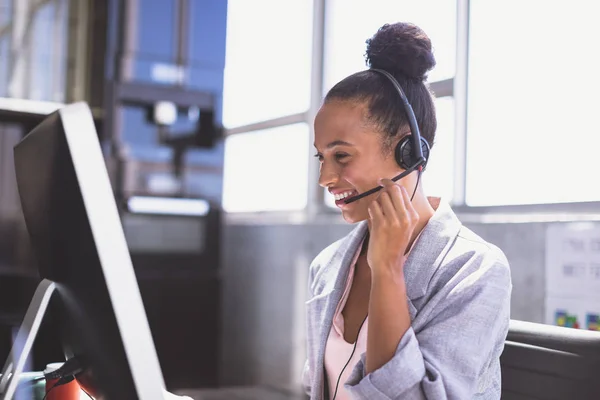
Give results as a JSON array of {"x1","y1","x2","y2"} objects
[{"x1": 370, "y1": 68, "x2": 426, "y2": 167}]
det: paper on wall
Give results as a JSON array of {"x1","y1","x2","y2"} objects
[{"x1": 545, "y1": 223, "x2": 600, "y2": 331}]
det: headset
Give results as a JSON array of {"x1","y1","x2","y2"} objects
[
  {"x1": 343, "y1": 68, "x2": 430, "y2": 204},
  {"x1": 331, "y1": 68, "x2": 428, "y2": 400}
]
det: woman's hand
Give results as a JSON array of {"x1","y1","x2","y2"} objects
[{"x1": 367, "y1": 178, "x2": 419, "y2": 275}]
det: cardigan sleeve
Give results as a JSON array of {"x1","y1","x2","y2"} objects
[{"x1": 344, "y1": 259, "x2": 512, "y2": 399}]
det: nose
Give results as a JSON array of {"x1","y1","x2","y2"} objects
[{"x1": 318, "y1": 162, "x2": 338, "y2": 188}]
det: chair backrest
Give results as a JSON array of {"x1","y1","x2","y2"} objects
[{"x1": 501, "y1": 319, "x2": 600, "y2": 400}]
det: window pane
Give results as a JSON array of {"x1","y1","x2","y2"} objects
[
  {"x1": 29, "y1": 2, "x2": 57, "y2": 101},
  {"x1": 0, "y1": 0, "x2": 12, "y2": 26},
  {"x1": 3, "y1": 0, "x2": 69, "y2": 102},
  {"x1": 223, "y1": 123, "x2": 309, "y2": 212},
  {"x1": 0, "y1": 36, "x2": 8, "y2": 97},
  {"x1": 325, "y1": 96, "x2": 454, "y2": 208},
  {"x1": 466, "y1": 0, "x2": 600, "y2": 206},
  {"x1": 323, "y1": 0, "x2": 456, "y2": 94},
  {"x1": 222, "y1": 0, "x2": 313, "y2": 128},
  {"x1": 423, "y1": 97, "x2": 454, "y2": 200}
]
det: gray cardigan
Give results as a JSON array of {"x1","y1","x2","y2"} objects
[{"x1": 302, "y1": 200, "x2": 512, "y2": 399}]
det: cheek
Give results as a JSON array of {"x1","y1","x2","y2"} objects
[
  {"x1": 343, "y1": 161, "x2": 400, "y2": 195},
  {"x1": 342, "y1": 166, "x2": 376, "y2": 191}
]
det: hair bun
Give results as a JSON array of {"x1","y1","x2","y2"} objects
[{"x1": 365, "y1": 22, "x2": 436, "y2": 82}]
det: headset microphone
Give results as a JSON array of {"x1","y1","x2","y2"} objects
[{"x1": 343, "y1": 160, "x2": 424, "y2": 204}]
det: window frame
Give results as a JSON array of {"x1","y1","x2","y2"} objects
[
  {"x1": 311, "y1": 0, "x2": 465, "y2": 218},
  {"x1": 455, "y1": 0, "x2": 600, "y2": 219},
  {"x1": 224, "y1": 0, "x2": 600, "y2": 222},
  {"x1": 223, "y1": 0, "x2": 325, "y2": 221}
]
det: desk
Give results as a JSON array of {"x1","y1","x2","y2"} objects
[
  {"x1": 2, "y1": 372, "x2": 307, "y2": 400},
  {"x1": 175, "y1": 387, "x2": 308, "y2": 400}
]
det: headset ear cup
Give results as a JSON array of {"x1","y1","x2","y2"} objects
[
  {"x1": 395, "y1": 136, "x2": 414, "y2": 170},
  {"x1": 395, "y1": 136, "x2": 431, "y2": 170},
  {"x1": 420, "y1": 137, "x2": 431, "y2": 169}
]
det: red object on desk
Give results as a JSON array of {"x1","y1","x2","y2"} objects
[{"x1": 44, "y1": 363, "x2": 82, "y2": 400}]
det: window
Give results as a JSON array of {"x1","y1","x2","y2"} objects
[
  {"x1": 323, "y1": 0, "x2": 457, "y2": 93},
  {"x1": 423, "y1": 96, "x2": 454, "y2": 200},
  {"x1": 324, "y1": 96, "x2": 455, "y2": 209},
  {"x1": 222, "y1": 123, "x2": 309, "y2": 212},
  {"x1": 222, "y1": 0, "x2": 313, "y2": 128},
  {"x1": 0, "y1": 0, "x2": 12, "y2": 26},
  {"x1": 466, "y1": 0, "x2": 600, "y2": 206},
  {"x1": 2, "y1": 0, "x2": 69, "y2": 102},
  {"x1": 29, "y1": 2, "x2": 58, "y2": 101},
  {"x1": 0, "y1": 36, "x2": 8, "y2": 97}
]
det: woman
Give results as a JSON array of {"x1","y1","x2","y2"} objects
[{"x1": 303, "y1": 22, "x2": 512, "y2": 399}]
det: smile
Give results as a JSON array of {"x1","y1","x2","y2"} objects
[{"x1": 334, "y1": 190, "x2": 358, "y2": 202}]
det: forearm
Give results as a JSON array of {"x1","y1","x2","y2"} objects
[{"x1": 365, "y1": 265, "x2": 411, "y2": 374}]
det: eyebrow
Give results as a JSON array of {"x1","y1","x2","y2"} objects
[{"x1": 313, "y1": 140, "x2": 354, "y2": 150}]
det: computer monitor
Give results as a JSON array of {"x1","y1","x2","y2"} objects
[{"x1": 0, "y1": 102, "x2": 167, "y2": 399}]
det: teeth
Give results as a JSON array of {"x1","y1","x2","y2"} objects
[{"x1": 334, "y1": 190, "x2": 355, "y2": 201}]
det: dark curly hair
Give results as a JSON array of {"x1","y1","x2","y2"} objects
[{"x1": 324, "y1": 22, "x2": 437, "y2": 154}]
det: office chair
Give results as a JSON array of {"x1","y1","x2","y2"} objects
[{"x1": 501, "y1": 319, "x2": 600, "y2": 400}]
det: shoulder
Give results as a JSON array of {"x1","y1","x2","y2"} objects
[
  {"x1": 414, "y1": 224, "x2": 512, "y2": 330},
  {"x1": 441, "y1": 225, "x2": 512, "y2": 295},
  {"x1": 456, "y1": 225, "x2": 510, "y2": 274},
  {"x1": 413, "y1": 199, "x2": 510, "y2": 297}
]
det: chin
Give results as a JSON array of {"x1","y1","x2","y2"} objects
[{"x1": 341, "y1": 209, "x2": 368, "y2": 224}]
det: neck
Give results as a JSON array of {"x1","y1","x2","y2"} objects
[
  {"x1": 363, "y1": 190, "x2": 434, "y2": 254},
  {"x1": 408, "y1": 191, "x2": 435, "y2": 250}
]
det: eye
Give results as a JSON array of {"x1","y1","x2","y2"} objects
[
  {"x1": 314, "y1": 152, "x2": 349, "y2": 163},
  {"x1": 335, "y1": 153, "x2": 349, "y2": 161}
]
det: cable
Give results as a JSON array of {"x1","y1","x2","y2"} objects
[
  {"x1": 42, "y1": 383, "x2": 57, "y2": 400},
  {"x1": 42, "y1": 375, "x2": 74, "y2": 400},
  {"x1": 44, "y1": 357, "x2": 83, "y2": 381},
  {"x1": 332, "y1": 170, "x2": 419, "y2": 399},
  {"x1": 81, "y1": 386, "x2": 94, "y2": 399},
  {"x1": 410, "y1": 166, "x2": 422, "y2": 201},
  {"x1": 41, "y1": 356, "x2": 93, "y2": 399},
  {"x1": 332, "y1": 316, "x2": 368, "y2": 400},
  {"x1": 332, "y1": 167, "x2": 420, "y2": 400},
  {"x1": 42, "y1": 376, "x2": 94, "y2": 399}
]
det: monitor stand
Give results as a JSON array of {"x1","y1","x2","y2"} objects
[{"x1": 0, "y1": 279, "x2": 57, "y2": 400}]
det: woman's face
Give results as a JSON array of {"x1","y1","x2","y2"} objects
[{"x1": 314, "y1": 100, "x2": 411, "y2": 223}]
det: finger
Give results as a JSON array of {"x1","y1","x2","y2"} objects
[
  {"x1": 399, "y1": 185, "x2": 418, "y2": 221},
  {"x1": 378, "y1": 178, "x2": 397, "y2": 190},
  {"x1": 399, "y1": 185, "x2": 412, "y2": 211},
  {"x1": 368, "y1": 199, "x2": 383, "y2": 226},
  {"x1": 390, "y1": 184, "x2": 407, "y2": 215},
  {"x1": 379, "y1": 179, "x2": 406, "y2": 216},
  {"x1": 378, "y1": 191, "x2": 397, "y2": 222}
]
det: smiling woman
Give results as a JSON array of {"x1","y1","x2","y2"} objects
[{"x1": 304, "y1": 22, "x2": 512, "y2": 400}]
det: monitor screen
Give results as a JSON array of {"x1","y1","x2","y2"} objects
[{"x1": 7, "y1": 102, "x2": 167, "y2": 399}]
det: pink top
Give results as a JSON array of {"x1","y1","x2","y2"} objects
[{"x1": 324, "y1": 233, "x2": 421, "y2": 400}]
